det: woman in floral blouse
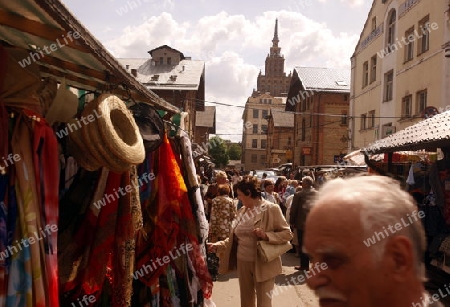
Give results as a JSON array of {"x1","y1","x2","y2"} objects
[{"x1": 207, "y1": 184, "x2": 237, "y2": 280}]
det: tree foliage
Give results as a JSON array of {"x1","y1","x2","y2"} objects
[
  {"x1": 228, "y1": 143, "x2": 242, "y2": 160},
  {"x1": 208, "y1": 136, "x2": 229, "y2": 168}
]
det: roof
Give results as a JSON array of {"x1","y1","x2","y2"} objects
[
  {"x1": 119, "y1": 58, "x2": 205, "y2": 91},
  {"x1": 0, "y1": 0, "x2": 179, "y2": 114},
  {"x1": 294, "y1": 67, "x2": 351, "y2": 92},
  {"x1": 271, "y1": 109, "x2": 294, "y2": 128},
  {"x1": 196, "y1": 106, "x2": 216, "y2": 131},
  {"x1": 148, "y1": 45, "x2": 184, "y2": 59},
  {"x1": 363, "y1": 111, "x2": 450, "y2": 154}
]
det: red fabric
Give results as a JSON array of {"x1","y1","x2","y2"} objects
[
  {"x1": 135, "y1": 135, "x2": 183, "y2": 287},
  {"x1": 26, "y1": 109, "x2": 60, "y2": 307},
  {"x1": 63, "y1": 171, "x2": 121, "y2": 299}
]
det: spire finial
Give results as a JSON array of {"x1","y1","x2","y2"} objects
[{"x1": 273, "y1": 19, "x2": 279, "y2": 41}]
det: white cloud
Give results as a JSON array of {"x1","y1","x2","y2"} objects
[
  {"x1": 104, "y1": 10, "x2": 359, "y2": 142},
  {"x1": 318, "y1": 0, "x2": 365, "y2": 7}
]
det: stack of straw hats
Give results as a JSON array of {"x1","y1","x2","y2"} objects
[{"x1": 68, "y1": 94, "x2": 145, "y2": 172}]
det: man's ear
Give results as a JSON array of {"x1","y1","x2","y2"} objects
[{"x1": 383, "y1": 236, "x2": 415, "y2": 282}]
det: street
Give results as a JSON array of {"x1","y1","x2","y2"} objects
[{"x1": 210, "y1": 252, "x2": 319, "y2": 307}]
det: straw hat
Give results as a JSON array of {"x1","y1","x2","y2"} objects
[
  {"x1": 81, "y1": 97, "x2": 131, "y2": 172},
  {"x1": 67, "y1": 94, "x2": 145, "y2": 172},
  {"x1": 95, "y1": 94, "x2": 145, "y2": 164},
  {"x1": 67, "y1": 118, "x2": 102, "y2": 171}
]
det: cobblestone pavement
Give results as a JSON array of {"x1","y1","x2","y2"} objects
[{"x1": 210, "y1": 252, "x2": 319, "y2": 307}]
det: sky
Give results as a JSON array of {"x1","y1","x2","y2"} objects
[{"x1": 61, "y1": 0, "x2": 373, "y2": 142}]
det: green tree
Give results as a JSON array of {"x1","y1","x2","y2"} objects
[
  {"x1": 208, "y1": 136, "x2": 229, "y2": 168},
  {"x1": 228, "y1": 143, "x2": 242, "y2": 160}
]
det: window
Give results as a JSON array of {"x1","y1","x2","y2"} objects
[
  {"x1": 417, "y1": 90, "x2": 427, "y2": 114},
  {"x1": 384, "y1": 70, "x2": 394, "y2": 102},
  {"x1": 404, "y1": 27, "x2": 414, "y2": 62},
  {"x1": 262, "y1": 110, "x2": 268, "y2": 118},
  {"x1": 167, "y1": 57, "x2": 172, "y2": 65},
  {"x1": 301, "y1": 99, "x2": 306, "y2": 111},
  {"x1": 251, "y1": 154, "x2": 257, "y2": 163},
  {"x1": 370, "y1": 55, "x2": 377, "y2": 83},
  {"x1": 301, "y1": 119, "x2": 306, "y2": 142},
  {"x1": 261, "y1": 125, "x2": 268, "y2": 134},
  {"x1": 362, "y1": 61, "x2": 369, "y2": 87},
  {"x1": 253, "y1": 109, "x2": 259, "y2": 118},
  {"x1": 306, "y1": 97, "x2": 311, "y2": 110},
  {"x1": 401, "y1": 95, "x2": 412, "y2": 118},
  {"x1": 360, "y1": 114, "x2": 367, "y2": 130},
  {"x1": 252, "y1": 139, "x2": 257, "y2": 148},
  {"x1": 371, "y1": 17, "x2": 377, "y2": 31},
  {"x1": 159, "y1": 57, "x2": 164, "y2": 65},
  {"x1": 287, "y1": 137, "x2": 292, "y2": 146},
  {"x1": 260, "y1": 155, "x2": 266, "y2": 163},
  {"x1": 418, "y1": 16, "x2": 430, "y2": 55},
  {"x1": 268, "y1": 99, "x2": 272, "y2": 104},
  {"x1": 341, "y1": 111, "x2": 348, "y2": 125},
  {"x1": 261, "y1": 139, "x2": 267, "y2": 149},
  {"x1": 368, "y1": 110, "x2": 375, "y2": 128},
  {"x1": 253, "y1": 124, "x2": 258, "y2": 134},
  {"x1": 386, "y1": 10, "x2": 397, "y2": 52}
]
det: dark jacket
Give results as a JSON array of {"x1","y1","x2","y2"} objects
[{"x1": 289, "y1": 187, "x2": 317, "y2": 230}]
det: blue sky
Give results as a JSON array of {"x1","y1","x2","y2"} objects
[{"x1": 61, "y1": 0, "x2": 372, "y2": 142}]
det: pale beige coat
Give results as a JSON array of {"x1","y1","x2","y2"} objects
[{"x1": 215, "y1": 200, "x2": 292, "y2": 282}]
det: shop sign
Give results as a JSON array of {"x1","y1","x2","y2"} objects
[{"x1": 302, "y1": 147, "x2": 312, "y2": 155}]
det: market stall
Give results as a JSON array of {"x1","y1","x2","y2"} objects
[
  {"x1": 362, "y1": 110, "x2": 450, "y2": 301},
  {"x1": 0, "y1": 0, "x2": 212, "y2": 306}
]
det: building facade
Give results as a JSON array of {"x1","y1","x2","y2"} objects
[
  {"x1": 286, "y1": 67, "x2": 350, "y2": 166},
  {"x1": 242, "y1": 19, "x2": 291, "y2": 171},
  {"x1": 350, "y1": 0, "x2": 450, "y2": 150},
  {"x1": 119, "y1": 45, "x2": 205, "y2": 141},
  {"x1": 266, "y1": 109, "x2": 294, "y2": 167},
  {"x1": 194, "y1": 106, "x2": 216, "y2": 145},
  {"x1": 242, "y1": 93, "x2": 285, "y2": 170}
]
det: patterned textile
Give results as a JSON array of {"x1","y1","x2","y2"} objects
[
  {"x1": 9, "y1": 115, "x2": 47, "y2": 307},
  {"x1": 28, "y1": 109, "x2": 59, "y2": 307},
  {"x1": 178, "y1": 131, "x2": 209, "y2": 256},
  {"x1": 208, "y1": 196, "x2": 236, "y2": 242},
  {"x1": 135, "y1": 134, "x2": 213, "y2": 302}
]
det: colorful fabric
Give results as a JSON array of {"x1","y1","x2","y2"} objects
[
  {"x1": 9, "y1": 115, "x2": 46, "y2": 307},
  {"x1": 28, "y1": 109, "x2": 59, "y2": 307}
]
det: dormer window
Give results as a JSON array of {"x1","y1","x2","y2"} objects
[{"x1": 151, "y1": 75, "x2": 159, "y2": 81}]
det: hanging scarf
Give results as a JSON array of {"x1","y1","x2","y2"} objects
[
  {"x1": 25, "y1": 109, "x2": 60, "y2": 307},
  {"x1": 135, "y1": 134, "x2": 184, "y2": 287},
  {"x1": 9, "y1": 115, "x2": 46, "y2": 307}
]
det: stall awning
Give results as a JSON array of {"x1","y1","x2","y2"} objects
[
  {"x1": 0, "y1": 0, "x2": 180, "y2": 114},
  {"x1": 363, "y1": 111, "x2": 450, "y2": 154}
]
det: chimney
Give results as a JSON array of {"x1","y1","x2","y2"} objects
[{"x1": 131, "y1": 69, "x2": 137, "y2": 77}]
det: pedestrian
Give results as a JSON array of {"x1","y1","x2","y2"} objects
[
  {"x1": 289, "y1": 176, "x2": 317, "y2": 271},
  {"x1": 303, "y1": 175, "x2": 443, "y2": 306},
  {"x1": 204, "y1": 170, "x2": 232, "y2": 220},
  {"x1": 207, "y1": 184, "x2": 237, "y2": 281},
  {"x1": 261, "y1": 179, "x2": 281, "y2": 206},
  {"x1": 207, "y1": 175, "x2": 292, "y2": 307}
]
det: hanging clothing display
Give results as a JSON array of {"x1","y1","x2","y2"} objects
[{"x1": 0, "y1": 38, "x2": 212, "y2": 306}]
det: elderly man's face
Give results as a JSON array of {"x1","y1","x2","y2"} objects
[{"x1": 304, "y1": 201, "x2": 390, "y2": 307}]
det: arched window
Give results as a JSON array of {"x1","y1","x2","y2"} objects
[{"x1": 386, "y1": 9, "x2": 397, "y2": 52}]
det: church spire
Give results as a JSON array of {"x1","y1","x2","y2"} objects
[{"x1": 272, "y1": 19, "x2": 279, "y2": 47}]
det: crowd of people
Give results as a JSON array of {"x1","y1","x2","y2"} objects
[{"x1": 197, "y1": 167, "x2": 443, "y2": 307}]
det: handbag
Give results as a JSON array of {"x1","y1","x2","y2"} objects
[{"x1": 257, "y1": 240, "x2": 292, "y2": 263}]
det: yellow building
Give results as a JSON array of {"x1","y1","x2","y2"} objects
[
  {"x1": 241, "y1": 93, "x2": 285, "y2": 170},
  {"x1": 350, "y1": 0, "x2": 450, "y2": 151}
]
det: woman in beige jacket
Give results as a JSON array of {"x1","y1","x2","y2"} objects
[{"x1": 207, "y1": 176, "x2": 292, "y2": 307}]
